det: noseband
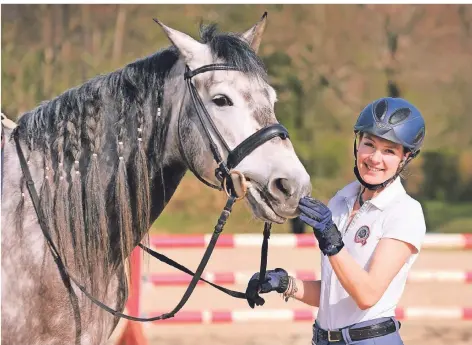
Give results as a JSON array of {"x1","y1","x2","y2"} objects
[{"x1": 13, "y1": 63, "x2": 291, "y2": 323}]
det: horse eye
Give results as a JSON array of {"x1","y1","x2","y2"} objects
[{"x1": 212, "y1": 95, "x2": 233, "y2": 107}]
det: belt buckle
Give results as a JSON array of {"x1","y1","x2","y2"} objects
[{"x1": 328, "y1": 330, "x2": 340, "y2": 342}]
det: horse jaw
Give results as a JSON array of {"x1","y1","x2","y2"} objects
[{"x1": 235, "y1": 139, "x2": 312, "y2": 224}]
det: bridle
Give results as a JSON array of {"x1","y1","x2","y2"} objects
[
  {"x1": 179, "y1": 63, "x2": 289, "y2": 195},
  {"x1": 13, "y1": 63, "x2": 290, "y2": 323}
]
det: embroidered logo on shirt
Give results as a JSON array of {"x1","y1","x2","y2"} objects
[{"x1": 354, "y1": 225, "x2": 370, "y2": 246}]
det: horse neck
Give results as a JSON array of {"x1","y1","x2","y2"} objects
[
  {"x1": 67, "y1": 58, "x2": 190, "y2": 263},
  {"x1": 141, "y1": 60, "x2": 189, "y2": 228}
]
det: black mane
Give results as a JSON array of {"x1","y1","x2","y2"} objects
[
  {"x1": 16, "y1": 46, "x2": 180, "y2": 151},
  {"x1": 200, "y1": 23, "x2": 267, "y2": 80}
]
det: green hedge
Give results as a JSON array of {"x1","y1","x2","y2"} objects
[{"x1": 422, "y1": 200, "x2": 472, "y2": 234}]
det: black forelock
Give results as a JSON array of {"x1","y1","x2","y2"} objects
[{"x1": 199, "y1": 23, "x2": 267, "y2": 81}]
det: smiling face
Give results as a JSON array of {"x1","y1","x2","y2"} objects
[{"x1": 356, "y1": 133, "x2": 408, "y2": 185}]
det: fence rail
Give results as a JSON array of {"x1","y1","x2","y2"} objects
[
  {"x1": 149, "y1": 233, "x2": 472, "y2": 250},
  {"x1": 143, "y1": 269, "x2": 472, "y2": 286},
  {"x1": 140, "y1": 307, "x2": 472, "y2": 324}
]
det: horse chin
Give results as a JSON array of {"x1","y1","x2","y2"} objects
[{"x1": 245, "y1": 183, "x2": 286, "y2": 224}]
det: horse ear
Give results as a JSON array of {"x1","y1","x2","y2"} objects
[
  {"x1": 153, "y1": 18, "x2": 206, "y2": 66},
  {"x1": 241, "y1": 12, "x2": 268, "y2": 54}
]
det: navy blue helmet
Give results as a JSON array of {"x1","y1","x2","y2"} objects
[{"x1": 354, "y1": 97, "x2": 425, "y2": 155}]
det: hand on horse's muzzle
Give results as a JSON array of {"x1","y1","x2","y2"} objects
[
  {"x1": 298, "y1": 196, "x2": 345, "y2": 257},
  {"x1": 245, "y1": 268, "x2": 289, "y2": 309}
]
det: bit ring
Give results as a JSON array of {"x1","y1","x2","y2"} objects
[{"x1": 223, "y1": 170, "x2": 247, "y2": 201}]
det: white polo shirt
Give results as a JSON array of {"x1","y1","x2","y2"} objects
[{"x1": 316, "y1": 177, "x2": 426, "y2": 330}]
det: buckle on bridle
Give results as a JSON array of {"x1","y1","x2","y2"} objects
[
  {"x1": 222, "y1": 170, "x2": 247, "y2": 201},
  {"x1": 328, "y1": 330, "x2": 341, "y2": 342}
]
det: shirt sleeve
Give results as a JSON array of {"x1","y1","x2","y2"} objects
[{"x1": 381, "y1": 198, "x2": 427, "y2": 253}]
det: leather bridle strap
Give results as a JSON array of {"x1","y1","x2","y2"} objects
[
  {"x1": 176, "y1": 64, "x2": 241, "y2": 191},
  {"x1": 186, "y1": 77, "x2": 230, "y2": 163},
  {"x1": 184, "y1": 65, "x2": 241, "y2": 151},
  {"x1": 184, "y1": 63, "x2": 241, "y2": 78},
  {"x1": 14, "y1": 129, "x2": 245, "y2": 322},
  {"x1": 257, "y1": 222, "x2": 271, "y2": 289},
  {"x1": 176, "y1": 80, "x2": 223, "y2": 190},
  {"x1": 184, "y1": 64, "x2": 239, "y2": 183},
  {"x1": 227, "y1": 124, "x2": 288, "y2": 170},
  {"x1": 138, "y1": 238, "x2": 245, "y2": 299}
]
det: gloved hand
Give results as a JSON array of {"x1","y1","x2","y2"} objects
[
  {"x1": 245, "y1": 268, "x2": 289, "y2": 309},
  {"x1": 299, "y1": 196, "x2": 344, "y2": 256}
]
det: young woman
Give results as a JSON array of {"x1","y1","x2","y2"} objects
[{"x1": 246, "y1": 97, "x2": 427, "y2": 345}]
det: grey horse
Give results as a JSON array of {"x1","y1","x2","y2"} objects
[{"x1": 1, "y1": 14, "x2": 311, "y2": 345}]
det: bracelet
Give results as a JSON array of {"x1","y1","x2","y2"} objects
[{"x1": 282, "y1": 276, "x2": 298, "y2": 302}]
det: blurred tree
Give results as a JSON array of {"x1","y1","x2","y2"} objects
[
  {"x1": 2, "y1": 3, "x2": 472, "y2": 213},
  {"x1": 112, "y1": 5, "x2": 127, "y2": 66},
  {"x1": 58, "y1": 5, "x2": 72, "y2": 88},
  {"x1": 458, "y1": 5, "x2": 472, "y2": 37},
  {"x1": 420, "y1": 151, "x2": 462, "y2": 202},
  {"x1": 382, "y1": 6, "x2": 425, "y2": 98},
  {"x1": 42, "y1": 4, "x2": 54, "y2": 99}
]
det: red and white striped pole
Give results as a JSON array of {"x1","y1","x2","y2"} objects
[
  {"x1": 140, "y1": 307, "x2": 472, "y2": 324},
  {"x1": 116, "y1": 247, "x2": 147, "y2": 345},
  {"x1": 149, "y1": 233, "x2": 472, "y2": 250},
  {"x1": 143, "y1": 270, "x2": 472, "y2": 286}
]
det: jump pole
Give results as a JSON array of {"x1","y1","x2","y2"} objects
[{"x1": 116, "y1": 246, "x2": 147, "y2": 345}]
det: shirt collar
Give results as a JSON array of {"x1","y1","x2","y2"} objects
[
  {"x1": 337, "y1": 177, "x2": 406, "y2": 211},
  {"x1": 338, "y1": 180, "x2": 362, "y2": 199}
]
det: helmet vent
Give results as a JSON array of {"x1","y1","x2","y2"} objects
[
  {"x1": 389, "y1": 108, "x2": 411, "y2": 125},
  {"x1": 413, "y1": 126, "x2": 425, "y2": 145},
  {"x1": 374, "y1": 99, "x2": 387, "y2": 120}
]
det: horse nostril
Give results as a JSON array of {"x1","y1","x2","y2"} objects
[{"x1": 273, "y1": 178, "x2": 294, "y2": 198}]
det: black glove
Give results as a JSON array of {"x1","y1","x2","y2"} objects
[
  {"x1": 299, "y1": 196, "x2": 344, "y2": 256},
  {"x1": 245, "y1": 268, "x2": 289, "y2": 309}
]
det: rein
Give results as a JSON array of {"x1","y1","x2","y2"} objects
[
  {"x1": 13, "y1": 62, "x2": 289, "y2": 322},
  {"x1": 14, "y1": 131, "x2": 270, "y2": 322}
]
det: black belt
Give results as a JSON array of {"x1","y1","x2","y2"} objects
[{"x1": 316, "y1": 319, "x2": 399, "y2": 342}]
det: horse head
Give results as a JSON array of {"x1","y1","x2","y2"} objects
[{"x1": 158, "y1": 13, "x2": 312, "y2": 223}]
